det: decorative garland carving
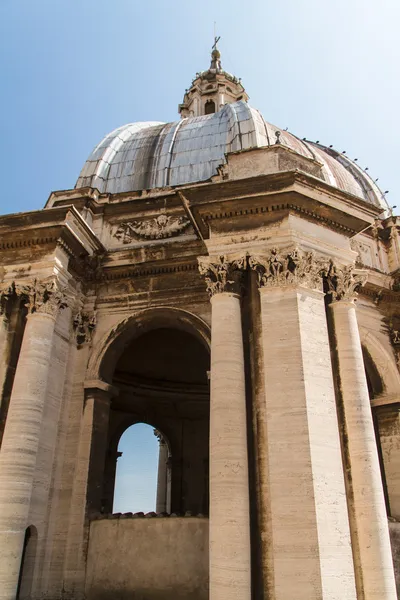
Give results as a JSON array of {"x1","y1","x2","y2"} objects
[
  {"x1": 115, "y1": 214, "x2": 191, "y2": 243},
  {"x1": 198, "y1": 255, "x2": 246, "y2": 297},
  {"x1": 325, "y1": 262, "x2": 367, "y2": 302},
  {"x1": 388, "y1": 318, "x2": 400, "y2": 370},
  {"x1": 249, "y1": 247, "x2": 327, "y2": 290},
  {"x1": 73, "y1": 309, "x2": 96, "y2": 347},
  {"x1": 16, "y1": 279, "x2": 68, "y2": 317}
]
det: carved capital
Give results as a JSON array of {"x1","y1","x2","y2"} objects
[
  {"x1": 325, "y1": 263, "x2": 367, "y2": 303},
  {"x1": 198, "y1": 255, "x2": 246, "y2": 297},
  {"x1": 0, "y1": 282, "x2": 17, "y2": 318},
  {"x1": 16, "y1": 279, "x2": 68, "y2": 317},
  {"x1": 115, "y1": 214, "x2": 191, "y2": 243},
  {"x1": 73, "y1": 309, "x2": 96, "y2": 347},
  {"x1": 249, "y1": 247, "x2": 327, "y2": 290}
]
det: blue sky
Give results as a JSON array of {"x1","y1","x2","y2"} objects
[
  {"x1": 113, "y1": 423, "x2": 159, "y2": 514},
  {"x1": 1, "y1": 0, "x2": 399, "y2": 214}
]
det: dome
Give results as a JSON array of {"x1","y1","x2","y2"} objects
[{"x1": 76, "y1": 101, "x2": 388, "y2": 211}]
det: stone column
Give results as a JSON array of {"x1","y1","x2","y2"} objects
[
  {"x1": 250, "y1": 248, "x2": 357, "y2": 600},
  {"x1": 328, "y1": 264, "x2": 397, "y2": 600},
  {"x1": 375, "y1": 404, "x2": 400, "y2": 520},
  {"x1": 198, "y1": 255, "x2": 251, "y2": 600},
  {"x1": 155, "y1": 431, "x2": 169, "y2": 513},
  {"x1": 0, "y1": 284, "x2": 15, "y2": 411},
  {"x1": 0, "y1": 279, "x2": 67, "y2": 600}
]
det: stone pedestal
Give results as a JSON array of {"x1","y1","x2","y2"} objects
[
  {"x1": 331, "y1": 293, "x2": 397, "y2": 599},
  {"x1": 375, "y1": 404, "x2": 400, "y2": 520},
  {"x1": 255, "y1": 257, "x2": 356, "y2": 600},
  {"x1": 0, "y1": 291, "x2": 65, "y2": 600},
  {"x1": 199, "y1": 255, "x2": 251, "y2": 600}
]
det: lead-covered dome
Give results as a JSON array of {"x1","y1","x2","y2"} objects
[
  {"x1": 76, "y1": 102, "x2": 387, "y2": 210},
  {"x1": 76, "y1": 42, "x2": 388, "y2": 211}
]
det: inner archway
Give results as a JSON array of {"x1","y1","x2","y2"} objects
[{"x1": 102, "y1": 325, "x2": 210, "y2": 516}]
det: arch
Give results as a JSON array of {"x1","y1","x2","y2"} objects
[
  {"x1": 87, "y1": 307, "x2": 211, "y2": 384},
  {"x1": 204, "y1": 99, "x2": 216, "y2": 115},
  {"x1": 359, "y1": 327, "x2": 400, "y2": 397}
]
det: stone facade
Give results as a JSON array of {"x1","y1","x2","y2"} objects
[{"x1": 0, "y1": 46, "x2": 400, "y2": 600}]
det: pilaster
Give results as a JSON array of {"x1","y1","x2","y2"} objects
[
  {"x1": 251, "y1": 247, "x2": 357, "y2": 600},
  {"x1": 375, "y1": 404, "x2": 400, "y2": 520}
]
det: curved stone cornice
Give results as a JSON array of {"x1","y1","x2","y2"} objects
[
  {"x1": 325, "y1": 262, "x2": 367, "y2": 303},
  {"x1": 16, "y1": 279, "x2": 69, "y2": 317},
  {"x1": 198, "y1": 255, "x2": 246, "y2": 297},
  {"x1": 249, "y1": 247, "x2": 328, "y2": 291}
]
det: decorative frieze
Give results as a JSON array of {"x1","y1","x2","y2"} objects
[
  {"x1": 73, "y1": 309, "x2": 96, "y2": 347},
  {"x1": 115, "y1": 214, "x2": 191, "y2": 243},
  {"x1": 198, "y1": 255, "x2": 246, "y2": 297},
  {"x1": 17, "y1": 279, "x2": 68, "y2": 317},
  {"x1": 249, "y1": 247, "x2": 327, "y2": 290},
  {"x1": 325, "y1": 262, "x2": 367, "y2": 302}
]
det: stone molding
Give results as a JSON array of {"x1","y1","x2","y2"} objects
[
  {"x1": 115, "y1": 214, "x2": 191, "y2": 243},
  {"x1": 249, "y1": 247, "x2": 328, "y2": 291},
  {"x1": 198, "y1": 255, "x2": 246, "y2": 297},
  {"x1": 16, "y1": 279, "x2": 68, "y2": 317},
  {"x1": 73, "y1": 309, "x2": 96, "y2": 347},
  {"x1": 325, "y1": 262, "x2": 367, "y2": 303}
]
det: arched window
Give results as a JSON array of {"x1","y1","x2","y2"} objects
[
  {"x1": 204, "y1": 99, "x2": 215, "y2": 115},
  {"x1": 113, "y1": 423, "x2": 161, "y2": 514},
  {"x1": 16, "y1": 525, "x2": 38, "y2": 599}
]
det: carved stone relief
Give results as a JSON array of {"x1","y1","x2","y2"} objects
[
  {"x1": 16, "y1": 279, "x2": 68, "y2": 317},
  {"x1": 325, "y1": 262, "x2": 367, "y2": 302},
  {"x1": 73, "y1": 309, "x2": 96, "y2": 347},
  {"x1": 115, "y1": 214, "x2": 191, "y2": 243},
  {"x1": 249, "y1": 247, "x2": 327, "y2": 290},
  {"x1": 198, "y1": 255, "x2": 246, "y2": 297}
]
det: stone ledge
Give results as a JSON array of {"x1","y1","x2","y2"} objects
[{"x1": 91, "y1": 511, "x2": 208, "y2": 521}]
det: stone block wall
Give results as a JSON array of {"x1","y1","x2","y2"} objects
[{"x1": 85, "y1": 515, "x2": 209, "y2": 600}]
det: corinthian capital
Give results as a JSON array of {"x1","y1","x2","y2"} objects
[
  {"x1": 16, "y1": 279, "x2": 68, "y2": 317},
  {"x1": 325, "y1": 262, "x2": 367, "y2": 302},
  {"x1": 198, "y1": 255, "x2": 246, "y2": 297},
  {"x1": 249, "y1": 247, "x2": 327, "y2": 290}
]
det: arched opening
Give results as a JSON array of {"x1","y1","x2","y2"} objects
[
  {"x1": 16, "y1": 525, "x2": 38, "y2": 599},
  {"x1": 204, "y1": 99, "x2": 215, "y2": 115},
  {"x1": 100, "y1": 324, "x2": 210, "y2": 516},
  {"x1": 363, "y1": 346, "x2": 390, "y2": 514}
]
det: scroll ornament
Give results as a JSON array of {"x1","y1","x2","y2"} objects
[
  {"x1": 325, "y1": 262, "x2": 367, "y2": 302},
  {"x1": 249, "y1": 247, "x2": 327, "y2": 290},
  {"x1": 198, "y1": 255, "x2": 246, "y2": 297},
  {"x1": 115, "y1": 214, "x2": 191, "y2": 243}
]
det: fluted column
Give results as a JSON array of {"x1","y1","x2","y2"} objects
[
  {"x1": 328, "y1": 265, "x2": 397, "y2": 600},
  {"x1": 0, "y1": 280, "x2": 67, "y2": 600},
  {"x1": 198, "y1": 255, "x2": 251, "y2": 600},
  {"x1": 251, "y1": 248, "x2": 358, "y2": 600}
]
